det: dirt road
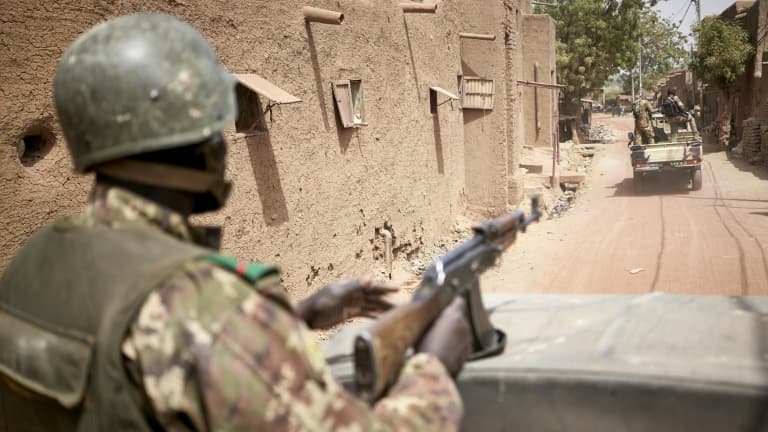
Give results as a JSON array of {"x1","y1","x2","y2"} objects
[{"x1": 484, "y1": 114, "x2": 768, "y2": 295}]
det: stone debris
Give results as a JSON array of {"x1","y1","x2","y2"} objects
[
  {"x1": 549, "y1": 190, "x2": 576, "y2": 218},
  {"x1": 410, "y1": 259, "x2": 427, "y2": 273},
  {"x1": 588, "y1": 123, "x2": 615, "y2": 143}
]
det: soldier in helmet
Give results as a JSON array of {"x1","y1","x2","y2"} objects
[{"x1": 0, "y1": 13, "x2": 471, "y2": 431}]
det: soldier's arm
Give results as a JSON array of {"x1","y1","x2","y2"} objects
[
  {"x1": 674, "y1": 96, "x2": 686, "y2": 111},
  {"x1": 123, "y1": 260, "x2": 463, "y2": 432}
]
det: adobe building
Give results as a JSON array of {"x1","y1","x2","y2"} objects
[
  {"x1": 0, "y1": 0, "x2": 541, "y2": 298},
  {"x1": 696, "y1": 0, "x2": 768, "y2": 154},
  {"x1": 521, "y1": 14, "x2": 558, "y2": 148}
]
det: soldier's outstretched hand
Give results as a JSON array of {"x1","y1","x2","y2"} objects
[{"x1": 299, "y1": 278, "x2": 398, "y2": 329}]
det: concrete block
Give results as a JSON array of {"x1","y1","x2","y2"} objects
[
  {"x1": 520, "y1": 163, "x2": 544, "y2": 174},
  {"x1": 556, "y1": 172, "x2": 585, "y2": 184}
]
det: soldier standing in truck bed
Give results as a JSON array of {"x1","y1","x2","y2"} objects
[{"x1": 633, "y1": 96, "x2": 656, "y2": 145}]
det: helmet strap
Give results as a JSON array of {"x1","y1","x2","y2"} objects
[{"x1": 95, "y1": 159, "x2": 230, "y2": 203}]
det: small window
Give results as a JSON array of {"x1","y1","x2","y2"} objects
[
  {"x1": 235, "y1": 83, "x2": 267, "y2": 134},
  {"x1": 234, "y1": 83, "x2": 268, "y2": 134},
  {"x1": 429, "y1": 86, "x2": 459, "y2": 113},
  {"x1": 333, "y1": 80, "x2": 366, "y2": 128},
  {"x1": 460, "y1": 76, "x2": 494, "y2": 110}
]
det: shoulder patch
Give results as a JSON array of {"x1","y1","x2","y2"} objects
[{"x1": 203, "y1": 254, "x2": 279, "y2": 284}]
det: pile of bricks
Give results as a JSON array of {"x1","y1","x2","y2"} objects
[
  {"x1": 762, "y1": 128, "x2": 768, "y2": 167},
  {"x1": 741, "y1": 118, "x2": 762, "y2": 161}
]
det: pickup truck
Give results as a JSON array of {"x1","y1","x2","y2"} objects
[{"x1": 629, "y1": 113, "x2": 702, "y2": 193}]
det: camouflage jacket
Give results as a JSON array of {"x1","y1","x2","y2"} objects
[
  {"x1": 80, "y1": 186, "x2": 463, "y2": 431},
  {"x1": 634, "y1": 99, "x2": 654, "y2": 128}
]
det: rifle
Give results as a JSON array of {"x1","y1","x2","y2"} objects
[{"x1": 353, "y1": 197, "x2": 542, "y2": 403}]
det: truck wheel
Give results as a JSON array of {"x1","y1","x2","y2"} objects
[
  {"x1": 692, "y1": 169, "x2": 702, "y2": 191},
  {"x1": 633, "y1": 173, "x2": 643, "y2": 193}
]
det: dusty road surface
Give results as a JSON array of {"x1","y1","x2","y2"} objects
[{"x1": 484, "y1": 113, "x2": 768, "y2": 295}]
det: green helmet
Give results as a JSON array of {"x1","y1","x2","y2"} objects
[{"x1": 54, "y1": 13, "x2": 236, "y2": 173}]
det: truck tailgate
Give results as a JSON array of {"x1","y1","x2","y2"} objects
[{"x1": 643, "y1": 144, "x2": 686, "y2": 163}]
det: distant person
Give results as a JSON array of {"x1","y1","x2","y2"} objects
[
  {"x1": 620, "y1": 105, "x2": 625, "y2": 117},
  {"x1": 632, "y1": 97, "x2": 655, "y2": 145},
  {"x1": 662, "y1": 86, "x2": 698, "y2": 138}
]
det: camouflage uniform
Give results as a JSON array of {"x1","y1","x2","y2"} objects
[
  {"x1": 634, "y1": 99, "x2": 655, "y2": 145},
  {"x1": 75, "y1": 185, "x2": 463, "y2": 431}
]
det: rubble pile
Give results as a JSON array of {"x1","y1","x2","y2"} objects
[
  {"x1": 549, "y1": 190, "x2": 576, "y2": 218},
  {"x1": 588, "y1": 123, "x2": 614, "y2": 143}
]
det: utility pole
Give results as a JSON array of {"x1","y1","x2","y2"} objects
[
  {"x1": 638, "y1": 35, "x2": 643, "y2": 97},
  {"x1": 693, "y1": 0, "x2": 703, "y2": 107}
]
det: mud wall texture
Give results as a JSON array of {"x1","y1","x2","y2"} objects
[
  {"x1": 506, "y1": 0, "x2": 529, "y2": 206},
  {"x1": 521, "y1": 15, "x2": 556, "y2": 149},
  {"x1": 459, "y1": 1, "x2": 510, "y2": 213},
  {"x1": 1, "y1": 1, "x2": 541, "y2": 298},
  {"x1": 0, "y1": 2, "x2": 105, "y2": 277}
]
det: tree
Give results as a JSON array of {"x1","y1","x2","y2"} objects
[
  {"x1": 619, "y1": 10, "x2": 688, "y2": 94},
  {"x1": 690, "y1": 17, "x2": 753, "y2": 88},
  {"x1": 690, "y1": 17, "x2": 754, "y2": 146},
  {"x1": 539, "y1": 0, "x2": 648, "y2": 114}
]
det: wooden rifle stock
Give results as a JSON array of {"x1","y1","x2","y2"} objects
[
  {"x1": 354, "y1": 197, "x2": 541, "y2": 403},
  {"x1": 354, "y1": 295, "x2": 443, "y2": 402}
]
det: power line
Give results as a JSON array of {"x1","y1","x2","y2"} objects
[
  {"x1": 676, "y1": 0, "x2": 693, "y2": 32},
  {"x1": 670, "y1": 0, "x2": 689, "y2": 22}
]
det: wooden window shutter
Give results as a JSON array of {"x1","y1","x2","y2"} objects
[
  {"x1": 460, "y1": 77, "x2": 495, "y2": 110},
  {"x1": 332, "y1": 80, "x2": 354, "y2": 128}
]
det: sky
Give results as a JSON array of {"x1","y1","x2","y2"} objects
[{"x1": 653, "y1": 0, "x2": 732, "y2": 42}]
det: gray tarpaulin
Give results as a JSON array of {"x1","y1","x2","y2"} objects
[{"x1": 323, "y1": 293, "x2": 768, "y2": 431}]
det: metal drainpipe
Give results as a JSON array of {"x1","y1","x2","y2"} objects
[{"x1": 381, "y1": 229, "x2": 393, "y2": 280}]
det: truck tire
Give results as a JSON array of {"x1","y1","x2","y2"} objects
[
  {"x1": 692, "y1": 169, "x2": 702, "y2": 191},
  {"x1": 633, "y1": 173, "x2": 643, "y2": 193}
]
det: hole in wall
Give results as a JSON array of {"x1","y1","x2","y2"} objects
[{"x1": 17, "y1": 120, "x2": 56, "y2": 167}]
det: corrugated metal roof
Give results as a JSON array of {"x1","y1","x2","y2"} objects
[
  {"x1": 235, "y1": 73, "x2": 301, "y2": 105},
  {"x1": 430, "y1": 86, "x2": 459, "y2": 100}
]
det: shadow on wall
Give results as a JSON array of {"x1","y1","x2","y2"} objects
[
  {"x1": 402, "y1": 16, "x2": 421, "y2": 102},
  {"x1": 304, "y1": 22, "x2": 331, "y2": 132},
  {"x1": 245, "y1": 133, "x2": 289, "y2": 226},
  {"x1": 463, "y1": 109, "x2": 489, "y2": 127},
  {"x1": 461, "y1": 59, "x2": 480, "y2": 77},
  {"x1": 432, "y1": 112, "x2": 444, "y2": 174},
  {"x1": 334, "y1": 107, "x2": 355, "y2": 154}
]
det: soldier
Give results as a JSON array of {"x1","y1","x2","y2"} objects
[
  {"x1": 633, "y1": 96, "x2": 656, "y2": 145},
  {"x1": 662, "y1": 86, "x2": 698, "y2": 138},
  {"x1": 0, "y1": 13, "x2": 471, "y2": 431}
]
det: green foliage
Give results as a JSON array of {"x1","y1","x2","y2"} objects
[
  {"x1": 620, "y1": 9, "x2": 688, "y2": 93},
  {"x1": 690, "y1": 18, "x2": 754, "y2": 89},
  {"x1": 539, "y1": 0, "x2": 647, "y2": 108},
  {"x1": 605, "y1": 88, "x2": 622, "y2": 101}
]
